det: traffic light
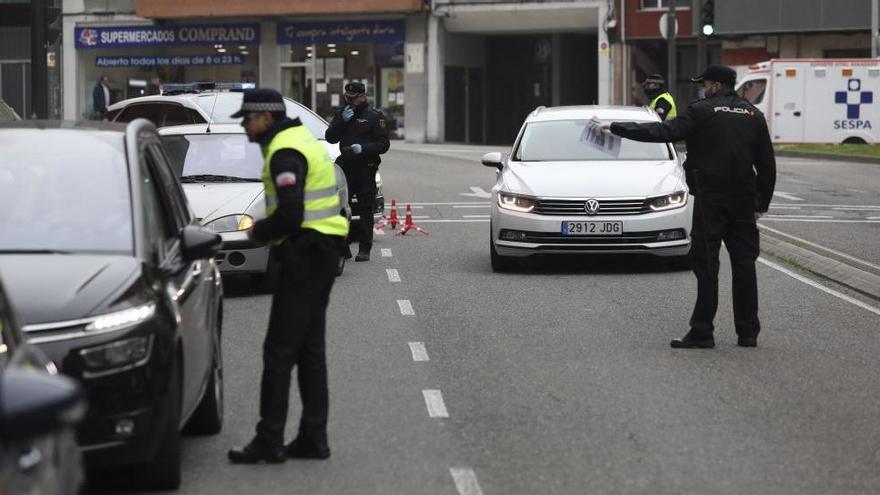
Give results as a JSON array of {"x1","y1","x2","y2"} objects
[
  {"x1": 46, "y1": 3, "x2": 62, "y2": 45},
  {"x1": 700, "y1": 0, "x2": 715, "y2": 37}
]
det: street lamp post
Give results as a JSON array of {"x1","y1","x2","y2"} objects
[{"x1": 667, "y1": 0, "x2": 677, "y2": 97}]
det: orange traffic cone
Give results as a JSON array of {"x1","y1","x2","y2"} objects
[
  {"x1": 375, "y1": 199, "x2": 399, "y2": 230},
  {"x1": 397, "y1": 203, "x2": 428, "y2": 236}
]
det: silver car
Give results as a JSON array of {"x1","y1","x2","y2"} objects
[
  {"x1": 483, "y1": 105, "x2": 692, "y2": 272},
  {"x1": 159, "y1": 124, "x2": 351, "y2": 288}
]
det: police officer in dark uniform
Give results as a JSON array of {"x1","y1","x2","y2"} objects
[
  {"x1": 325, "y1": 81, "x2": 390, "y2": 262},
  {"x1": 608, "y1": 65, "x2": 776, "y2": 349},
  {"x1": 227, "y1": 89, "x2": 349, "y2": 463}
]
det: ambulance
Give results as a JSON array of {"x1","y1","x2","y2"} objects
[{"x1": 735, "y1": 58, "x2": 880, "y2": 143}]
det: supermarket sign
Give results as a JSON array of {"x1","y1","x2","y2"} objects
[
  {"x1": 95, "y1": 54, "x2": 245, "y2": 68},
  {"x1": 75, "y1": 23, "x2": 260, "y2": 49},
  {"x1": 277, "y1": 20, "x2": 404, "y2": 45}
]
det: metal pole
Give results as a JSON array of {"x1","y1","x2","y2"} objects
[
  {"x1": 621, "y1": 0, "x2": 627, "y2": 104},
  {"x1": 31, "y1": 0, "x2": 48, "y2": 118},
  {"x1": 695, "y1": 0, "x2": 706, "y2": 72},
  {"x1": 667, "y1": 0, "x2": 677, "y2": 97},
  {"x1": 873, "y1": 0, "x2": 878, "y2": 58}
]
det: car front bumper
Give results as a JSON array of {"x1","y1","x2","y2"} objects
[
  {"x1": 491, "y1": 199, "x2": 693, "y2": 257},
  {"x1": 214, "y1": 230, "x2": 269, "y2": 274}
]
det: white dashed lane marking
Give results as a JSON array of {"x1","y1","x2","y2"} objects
[
  {"x1": 450, "y1": 468, "x2": 484, "y2": 495},
  {"x1": 386, "y1": 269, "x2": 401, "y2": 283},
  {"x1": 422, "y1": 389, "x2": 449, "y2": 418},
  {"x1": 462, "y1": 215, "x2": 490, "y2": 219},
  {"x1": 397, "y1": 299, "x2": 415, "y2": 316},
  {"x1": 773, "y1": 191, "x2": 805, "y2": 201},
  {"x1": 381, "y1": 248, "x2": 392, "y2": 257},
  {"x1": 453, "y1": 204, "x2": 492, "y2": 209},
  {"x1": 408, "y1": 342, "x2": 429, "y2": 362}
]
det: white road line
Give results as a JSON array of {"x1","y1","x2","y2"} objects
[
  {"x1": 463, "y1": 215, "x2": 491, "y2": 219},
  {"x1": 422, "y1": 389, "x2": 449, "y2": 418},
  {"x1": 769, "y1": 205, "x2": 802, "y2": 210},
  {"x1": 381, "y1": 248, "x2": 393, "y2": 257},
  {"x1": 410, "y1": 201, "x2": 490, "y2": 206},
  {"x1": 418, "y1": 219, "x2": 490, "y2": 223},
  {"x1": 450, "y1": 468, "x2": 484, "y2": 495},
  {"x1": 764, "y1": 214, "x2": 834, "y2": 219},
  {"x1": 397, "y1": 299, "x2": 415, "y2": 316},
  {"x1": 833, "y1": 206, "x2": 880, "y2": 211},
  {"x1": 776, "y1": 203, "x2": 880, "y2": 208},
  {"x1": 758, "y1": 258, "x2": 880, "y2": 317},
  {"x1": 412, "y1": 215, "x2": 431, "y2": 219},
  {"x1": 774, "y1": 191, "x2": 805, "y2": 201},
  {"x1": 453, "y1": 204, "x2": 492, "y2": 209},
  {"x1": 759, "y1": 224, "x2": 880, "y2": 271},
  {"x1": 761, "y1": 218, "x2": 880, "y2": 224},
  {"x1": 408, "y1": 342, "x2": 429, "y2": 362},
  {"x1": 869, "y1": 216, "x2": 880, "y2": 220},
  {"x1": 386, "y1": 269, "x2": 401, "y2": 283}
]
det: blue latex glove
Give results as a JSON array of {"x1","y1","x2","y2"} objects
[
  {"x1": 350, "y1": 143, "x2": 362, "y2": 154},
  {"x1": 342, "y1": 106, "x2": 354, "y2": 122}
]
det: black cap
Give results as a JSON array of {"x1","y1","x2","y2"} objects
[
  {"x1": 691, "y1": 65, "x2": 737, "y2": 86},
  {"x1": 642, "y1": 73, "x2": 666, "y2": 86},
  {"x1": 230, "y1": 88, "x2": 286, "y2": 119},
  {"x1": 344, "y1": 81, "x2": 366, "y2": 97}
]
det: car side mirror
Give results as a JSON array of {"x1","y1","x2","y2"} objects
[
  {"x1": 181, "y1": 225, "x2": 222, "y2": 262},
  {"x1": 481, "y1": 152, "x2": 505, "y2": 170},
  {"x1": 0, "y1": 369, "x2": 85, "y2": 442}
]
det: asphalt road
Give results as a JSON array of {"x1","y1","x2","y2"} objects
[{"x1": 100, "y1": 145, "x2": 880, "y2": 494}]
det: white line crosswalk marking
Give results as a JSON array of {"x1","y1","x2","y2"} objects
[
  {"x1": 450, "y1": 468, "x2": 484, "y2": 495},
  {"x1": 397, "y1": 299, "x2": 415, "y2": 315},
  {"x1": 422, "y1": 389, "x2": 449, "y2": 418},
  {"x1": 408, "y1": 342, "x2": 429, "y2": 362}
]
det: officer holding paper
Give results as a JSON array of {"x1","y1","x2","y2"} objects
[{"x1": 606, "y1": 65, "x2": 777, "y2": 349}]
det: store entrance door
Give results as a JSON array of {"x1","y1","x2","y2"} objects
[{"x1": 281, "y1": 64, "x2": 313, "y2": 111}]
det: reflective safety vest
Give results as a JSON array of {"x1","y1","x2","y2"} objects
[
  {"x1": 649, "y1": 92, "x2": 678, "y2": 120},
  {"x1": 262, "y1": 125, "x2": 349, "y2": 245}
]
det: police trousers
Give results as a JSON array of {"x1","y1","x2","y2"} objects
[
  {"x1": 342, "y1": 162, "x2": 377, "y2": 254},
  {"x1": 689, "y1": 193, "x2": 761, "y2": 338},
  {"x1": 256, "y1": 233, "x2": 339, "y2": 447}
]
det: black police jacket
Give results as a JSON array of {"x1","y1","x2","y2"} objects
[
  {"x1": 325, "y1": 103, "x2": 390, "y2": 167},
  {"x1": 610, "y1": 89, "x2": 776, "y2": 212}
]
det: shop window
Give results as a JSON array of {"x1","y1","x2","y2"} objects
[{"x1": 640, "y1": 0, "x2": 689, "y2": 9}]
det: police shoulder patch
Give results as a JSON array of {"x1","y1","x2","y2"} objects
[
  {"x1": 379, "y1": 118, "x2": 386, "y2": 128},
  {"x1": 275, "y1": 171, "x2": 297, "y2": 187}
]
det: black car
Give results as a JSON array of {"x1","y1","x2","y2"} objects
[
  {"x1": 0, "y1": 120, "x2": 224, "y2": 490},
  {"x1": 0, "y1": 276, "x2": 86, "y2": 494}
]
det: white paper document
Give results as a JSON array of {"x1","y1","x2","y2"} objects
[{"x1": 580, "y1": 117, "x2": 621, "y2": 157}]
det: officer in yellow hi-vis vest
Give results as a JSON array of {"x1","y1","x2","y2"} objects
[
  {"x1": 228, "y1": 89, "x2": 348, "y2": 465},
  {"x1": 642, "y1": 74, "x2": 677, "y2": 121}
]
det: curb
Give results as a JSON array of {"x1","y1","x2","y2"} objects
[
  {"x1": 759, "y1": 228, "x2": 880, "y2": 301},
  {"x1": 772, "y1": 150, "x2": 880, "y2": 165}
]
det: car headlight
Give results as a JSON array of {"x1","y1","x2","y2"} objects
[
  {"x1": 204, "y1": 214, "x2": 254, "y2": 233},
  {"x1": 497, "y1": 192, "x2": 536, "y2": 213},
  {"x1": 648, "y1": 191, "x2": 688, "y2": 211},
  {"x1": 85, "y1": 303, "x2": 155, "y2": 333},
  {"x1": 79, "y1": 335, "x2": 153, "y2": 372}
]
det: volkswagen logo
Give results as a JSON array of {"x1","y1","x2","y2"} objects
[{"x1": 584, "y1": 199, "x2": 600, "y2": 216}]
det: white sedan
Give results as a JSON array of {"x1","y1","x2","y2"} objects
[{"x1": 483, "y1": 105, "x2": 692, "y2": 272}]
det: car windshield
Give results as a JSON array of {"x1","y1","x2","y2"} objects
[
  {"x1": 0, "y1": 129, "x2": 133, "y2": 254},
  {"x1": 194, "y1": 94, "x2": 328, "y2": 137},
  {"x1": 515, "y1": 120, "x2": 672, "y2": 161},
  {"x1": 161, "y1": 133, "x2": 264, "y2": 182}
]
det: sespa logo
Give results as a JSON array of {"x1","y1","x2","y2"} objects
[{"x1": 834, "y1": 78, "x2": 874, "y2": 130}]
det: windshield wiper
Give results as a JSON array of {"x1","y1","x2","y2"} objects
[{"x1": 180, "y1": 174, "x2": 261, "y2": 183}]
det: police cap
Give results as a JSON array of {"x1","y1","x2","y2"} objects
[
  {"x1": 344, "y1": 81, "x2": 366, "y2": 97},
  {"x1": 642, "y1": 73, "x2": 666, "y2": 86},
  {"x1": 230, "y1": 88, "x2": 286, "y2": 119},
  {"x1": 691, "y1": 65, "x2": 737, "y2": 86}
]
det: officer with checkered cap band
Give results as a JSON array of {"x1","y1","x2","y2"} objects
[
  {"x1": 608, "y1": 65, "x2": 777, "y2": 350},
  {"x1": 642, "y1": 73, "x2": 677, "y2": 121},
  {"x1": 325, "y1": 81, "x2": 390, "y2": 262},
  {"x1": 228, "y1": 88, "x2": 348, "y2": 464}
]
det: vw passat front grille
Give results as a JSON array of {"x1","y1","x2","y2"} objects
[{"x1": 533, "y1": 198, "x2": 650, "y2": 216}]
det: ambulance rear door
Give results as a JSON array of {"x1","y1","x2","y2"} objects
[{"x1": 770, "y1": 63, "x2": 806, "y2": 143}]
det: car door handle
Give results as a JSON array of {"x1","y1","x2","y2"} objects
[
  {"x1": 177, "y1": 261, "x2": 203, "y2": 300},
  {"x1": 793, "y1": 111, "x2": 802, "y2": 117}
]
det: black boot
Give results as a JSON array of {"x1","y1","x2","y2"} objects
[
  {"x1": 670, "y1": 330, "x2": 715, "y2": 349},
  {"x1": 737, "y1": 336, "x2": 758, "y2": 347},
  {"x1": 355, "y1": 252, "x2": 370, "y2": 262},
  {"x1": 227, "y1": 438, "x2": 287, "y2": 464},
  {"x1": 285, "y1": 436, "x2": 331, "y2": 460}
]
